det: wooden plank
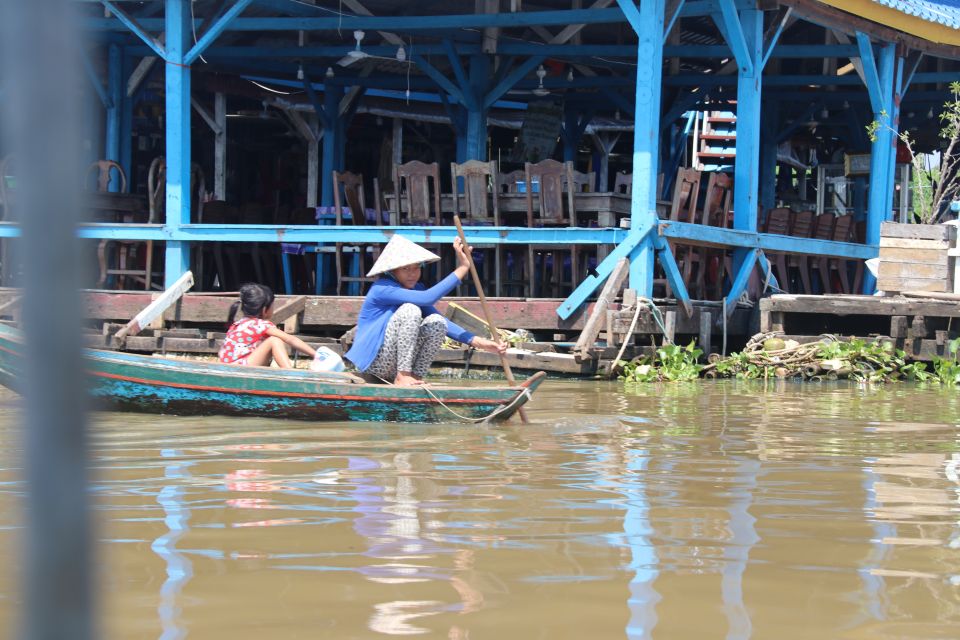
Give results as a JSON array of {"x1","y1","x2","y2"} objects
[
  {"x1": 445, "y1": 302, "x2": 497, "y2": 338},
  {"x1": 433, "y1": 347, "x2": 597, "y2": 375},
  {"x1": 878, "y1": 247, "x2": 950, "y2": 265},
  {"x1": 877, "y1": 277, "x2": 949, "y2": 293},
  {"x1": 879, "y1": 237, "x2": 948, "y2": 250},
  {"x1": 114, "y1": 271, "x2": 194, "y2": 343},
  {"x1": 890, "y1": 316, "x2": 908, "y2": 338},
  {"x1": 878, "y1": 261, "x2": 950, "y2": 280},
  {"x1": 761, "y1": 294, "x2": 960, "y2": 317},
  {"x1": 572, "y1": 258, "x2": 629, "y2": 360},
  {"x1": 902, "y1": 290, "x2": 960, "y2": 302},
  {"x1": 880, "y1": 221, "x2": 953, "y2": 241},
  {"x1": 699, "y1": 311, "x2": 712, "y2": 355}
]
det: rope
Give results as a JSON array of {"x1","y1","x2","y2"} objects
[
  {"x1": 367, "y1": 371, "x2": 530, "y2": 423},
  {"x1": 609, "y1": 297, "x2": 672, "y2": 378},
  {"x1": 611, "y1": 301, "x2": 643, "y2": 373}
]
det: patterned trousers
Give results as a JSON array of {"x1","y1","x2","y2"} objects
[{"x1": 365, "y1": 303, "x2": 447, "y2": 381}]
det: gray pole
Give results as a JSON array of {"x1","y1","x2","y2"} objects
[{"x1": 0, "y1": 1, "x2": 92, "y2": 639}]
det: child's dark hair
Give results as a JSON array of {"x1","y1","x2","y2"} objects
[{"x1": 228, "y1": 283, "x2": 275, "y2": 324}]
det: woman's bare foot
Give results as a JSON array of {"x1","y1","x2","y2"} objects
[{"x1": 394, "y1": 372, "x2": 425, "y2": 386}]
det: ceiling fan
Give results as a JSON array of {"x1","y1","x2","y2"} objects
[
  {"x1": 508, "y1": 64, "x2": 568, "y2": 97},
  {"x1": 336, "y1": 30, "x2": 407, "y2": 67}
]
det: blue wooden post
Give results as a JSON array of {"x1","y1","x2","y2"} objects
[
  {"x1": 563, "y1": 107, "x2": 579, "y2": 163},
  {"x1": 859, "y1": 36, "x2": 895, "y2": 292},
  {"x1": 119, "y1": 54, "x2": 134, "y2": 183},
  {"x1": 106, "y1": 43, "x2": 122, "y2": 191},
  {"x1": 465, "y1": 55, "x2": 489, "y2": 161},
  {"x1": 320, "y1": 86, "x2": 339, "y2": 206},
  {"x1": 163, "y1": 0, "x2": 192, "y2": 286},
  {"x1": 618, "y1": 0, "x2": 665, "y2": 295},
  {"x1": 882, "y1": 54, "x2": 905, "y2": 223},
  {"x1": 729, "y1": 7, "x2": 763, "y2": 284},
  {"x1": 759, "y1": 107, "x2": 778, "y2": 216}
]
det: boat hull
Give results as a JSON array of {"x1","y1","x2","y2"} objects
[{"x1": 0, "y1": 325, "x2": 542, "y2": 423}]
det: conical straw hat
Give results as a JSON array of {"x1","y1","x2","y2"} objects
[{"x1": 366, "y1": 235, "x2": 441, "y2": 277}]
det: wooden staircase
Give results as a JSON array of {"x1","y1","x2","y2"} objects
[{"x1": 694, "y1": 110, "x2": 737, "y2": 169}]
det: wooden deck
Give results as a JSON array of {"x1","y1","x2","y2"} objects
[{"x1": 760, "y1": 293, "x2": 960, "y2": 361}]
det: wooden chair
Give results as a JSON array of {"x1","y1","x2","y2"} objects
[
  {"x1": 804, "y1": 213, "x2": 835, "y2": 294},
  {"x1": 823, "y1": 214, "x2": 855, "y2": 293},
  {"x1": 613, "y1": 171, "x2": 632, "y2": 196},
  {"x1": 663, "y1": 167, "x2": 701, "y2": 298},
  {"x1": 202, "y1": 200, "x2": 241, "y2": 290},
  {"x1": 93, "y1": 160, "x2": 144, "y2": 289},
  {"x1": 762, "y1": 207, "x2": 792, "y2": 293},
  {"x1": 495, "y1": 169, "x2": 526, "y2": 194},
  {"x1": 333, "y1": 170, "x2": 380, "y2": 295},
  {"x1": 525, "y1": 159, "x2": 577, "y2": 297},
  {"x1": 451, "y1": 160, "x2": 501, "y2": 296},
  {"x1": 568, "y1": 170, "x2": 595, "y2": 193},
  {"x1": 392, "y1": 160, "x2": 443, "y2": 279},
  {"x1": 784, "y1": 210, "x2": 815, "y2": 293},
  {"x1": 392, "y1": 160, "x2": 441, "y2": 226},
  {"x1": 697, "y1": 172, "x2": 733, "y2": 299}
]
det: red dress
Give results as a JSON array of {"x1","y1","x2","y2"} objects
[{"x1": 219, "y1": 317, "x2": 276, "y2": 365}]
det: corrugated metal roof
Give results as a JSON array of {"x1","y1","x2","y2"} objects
[{"x1": 870, "y1": 0, "x2": 960, "y2": 28}]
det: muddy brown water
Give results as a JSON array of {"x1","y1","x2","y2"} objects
[{"x1": 1, "y1": 381, "x2": 959, "y2": 639}]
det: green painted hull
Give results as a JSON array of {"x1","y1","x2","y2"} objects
[{"x1": 0, "y1": 324, "x2": 543, "y2": 423}]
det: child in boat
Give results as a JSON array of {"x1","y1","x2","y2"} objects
[
  {"x1": 344, "y1": 235, "x2": 507, "y2": 386},
  {"x1": 219, "y1": 283, "x2": 317, "y2": 368}
]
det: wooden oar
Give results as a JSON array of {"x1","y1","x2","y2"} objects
[{"x1": 453, "y1": 215, "x2": 528, "y2": 424}]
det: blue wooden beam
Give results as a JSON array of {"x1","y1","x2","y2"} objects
[
  {"x1": 864, "y1": 39, "x2": 895, "y2": 293},
  {"x1": 729, "y1": 7, "x2": 763, "y2": 305},
  {"x1": 80, "y1": 46, "x2": 111, "y2": 109},
  {"x1": 759, "y1": 7, "x2": 792, "y2": 72},
  {"x1": 465, "y1": 55, "x2": 490, "y2": 160},
  {"x1": 724, "y1": 249, "x2": 758, "y2": 317},
  {"x1": 856, "y1": 33, "x2": 885, "y2": 112},
  {"x1": 600, "y1": 87, "x2": 634, "y2": 117},
  {"x1": 664, "y1": 0, "x2": 686, "y2": 44},
  {"x1": 660, "y1": 222, "x2": 877, "y2": 259},
  {"x1": 99, "y1": 1, "x2": 165, "y2": 57},
  {"x1": 483, "y1": 55, "x2": 545, "y2": 109},
  {"x1": 557, "y1": 224, "x2": 655, "y2": 320},
  {"x1": 714, "y1": 0, "x2": 752, "y2": 76},
  {"x1": 411, "y1": 53, "x2": 469, "y2": 107},
  {"x1": 51, "y1": 224, "x2": 632, "y2": 245},
  {"x1": 618, "y1": 0, "x2": 665, "y2": 294},
  {"x1": 88, "y1": 8, "x2": 629, "y2": 32},
  {"x1": 163, "y1": 0, "x2": 192, "y2": 287},
  {"x1": 300, "y1": 71, "x2": 331, "y2": 129},
  {"x1": 756, "y1": 250, "x2": 779, "y2": 293},
  {"x1": 652, "y1": 234, "x2": 693, "y2": 316},
  {"x1": 321, "y1": 86, "x2": 340, "y2": 206},
  {"x1": 442, "y1": 39, "x2": 475, "y2": 107},
  {"x1": 105, "y1": 43, "x2": 123, "y2": 191},
  {"x1": 185, "y1": 0, "x2": 255, "y2": 65}
]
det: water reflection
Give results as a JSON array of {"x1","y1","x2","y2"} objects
[
  {"x1": 151, "y1": 448, "x2": 193, "y2": 640},
  {"x1": 2, "y1": 383, "x2": 960, "y2": 638}
]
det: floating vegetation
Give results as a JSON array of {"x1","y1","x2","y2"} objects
[{"x1": 617, "y1": 334, "x2": 960, "y2": 385}]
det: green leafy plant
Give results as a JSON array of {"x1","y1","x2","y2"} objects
[
  {"x1": 618, "y1": 341, "x2": 703, "y2": 383},
  {"x1": 866, "y1": 81, "x2": 960, "y2": 224},
  {"x1": 931, "y1": 337, "x2": 960, "y2": 385}
]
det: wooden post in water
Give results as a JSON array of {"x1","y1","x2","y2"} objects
[{"x1": 453, "y1": 215, "x2": 528, "y2": 424}]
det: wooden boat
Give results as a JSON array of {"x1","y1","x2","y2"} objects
[{"x1": 0, "y1": 324, "x2": 543, "y2": 423}]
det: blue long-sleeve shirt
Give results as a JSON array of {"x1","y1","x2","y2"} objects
[{"x1": 344, "y1": 272, "x2": 475, "y2": 372}]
